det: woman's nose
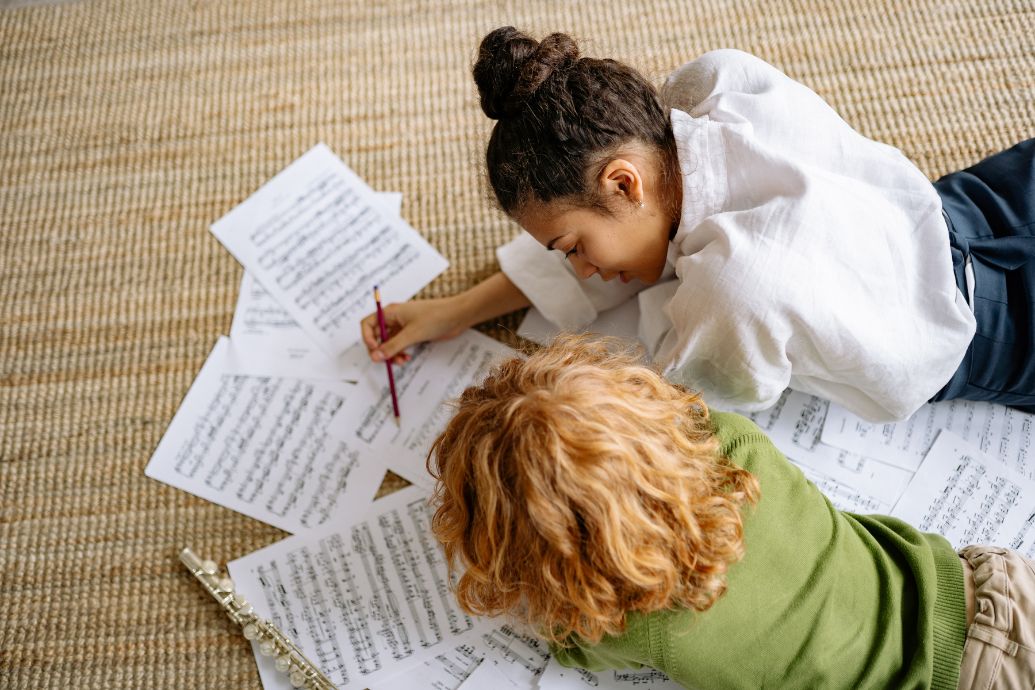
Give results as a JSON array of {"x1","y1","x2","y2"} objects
[{"x1": 569, "y1": 254, "x2": 598, "y2": 279}]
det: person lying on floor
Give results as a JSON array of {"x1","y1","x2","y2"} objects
[{"x1": 426, "y1": 335, "x2": 1035, "y2": 689}]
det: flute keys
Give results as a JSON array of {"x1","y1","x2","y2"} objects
[
  {"x1": 259, "y1": 639, "x2": 277, "y2": 656},
  {"x1": 219, "y1": 577, "x2": 234, "y2": 592},
  {"x1": 242, "y1": 623, "x2": 259, "y2": 640},
  {"x1": 289, "y1": 669, "x2": 306, "y2": 687},
  {"x1": 202, "y1": 560, "x2": 218, "y2": 575},
  {"x1": 275, "y1": 655, "x2": 291, "y2": 672}
]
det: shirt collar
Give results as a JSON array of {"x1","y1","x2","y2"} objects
[{"x1": 668, "y1": 108, "x2": 730, "y2": 250}]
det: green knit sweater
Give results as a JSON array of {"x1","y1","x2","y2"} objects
[{"x1": 551, "y1": 412, "x2": 967, "y2": 689}]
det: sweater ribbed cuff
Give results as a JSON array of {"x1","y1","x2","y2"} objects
[{"x1": 927, "y1": 535, "x2": 967, "y2": 690}]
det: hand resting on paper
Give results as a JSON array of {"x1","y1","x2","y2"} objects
[
  {"x1": 361, "y1": 297, "x2": 469, "y2": 365},
  {"x1": 360, "y1": 271, "x2": 532, "y2": 365}
]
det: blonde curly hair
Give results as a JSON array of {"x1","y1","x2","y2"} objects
[{"x1": 428, "y1": 335, "x2": 759, "y2": 645}]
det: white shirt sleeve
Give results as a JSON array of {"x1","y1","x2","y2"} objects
[
  {"x1": 658, "y1": 230, "x2": 792, "y2": 414},
  {"x1": 496, "y1": 231, "x2": 647, "y2": 331}
]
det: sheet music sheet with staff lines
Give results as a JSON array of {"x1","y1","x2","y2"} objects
[
  {"x1": 891, "y1": 430, "x2": 1035, "y2": 554},
  {"x1": 821, "y1": 399, "x2": 1034, "y2": 476},
  {"x1": 338, "y1": 330, "x2": 516, "y2": 487},
  {"x1": 225, "y1": 192, "x2": 403, "y2": 381},
  {"x1": 144, "y1": 337, "x2": 384, "y2": 534},
  {"x1": 211, "y1": 144, "x2": 447, "y2": 356},
  {"x1": 746, "y1": 389, "x2": 913, "y2": 508},
  {"x1": 228, "y1": 487, "x2": 497, "y2": 689},
  {"x1": 539, "y1": 656, "x2": 679, "y2": 690}
]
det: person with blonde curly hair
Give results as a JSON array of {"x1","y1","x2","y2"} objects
[{"x1": 428, "y1": 335, "x2": 1035, "y2": 689}]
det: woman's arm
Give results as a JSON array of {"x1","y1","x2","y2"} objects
[{"x1": 360, "y1": 271, "x2": 530, "y2": 363}]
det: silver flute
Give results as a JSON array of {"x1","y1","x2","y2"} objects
[{"x1": 180, "y1": 548, "x2": 337, "y2": 690}]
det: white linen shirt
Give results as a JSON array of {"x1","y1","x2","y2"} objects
[{"x1": 496, "y1": 49, "x2": 976, "y2": 422}]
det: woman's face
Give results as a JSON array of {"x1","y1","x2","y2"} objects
[
  {"x1": 516, "y1": 156, "x2": 676, "y2": 285},
  {"x1": 518, "y1": 203, "x2": 671, "y2": 284}
]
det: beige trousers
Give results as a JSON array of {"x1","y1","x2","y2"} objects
[{"x1": 957, "y1": 545, "x2": 1035, "y2": 689}]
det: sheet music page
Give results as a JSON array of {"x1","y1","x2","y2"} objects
[
  {"x1": 226, "y1": 272, "x2": 369, "y2": 381},
  {"x1": 538, "y1": 657, "x2": 679, "y2": 690},
  {"x1": 821, "y1": 399, "x2": 1034, "y2": 476},
  {"x1": 335, "y1": 330, "x2": 516, "y2": 487},
  {"x1": 890, "y1": 430, "x2": 1035, "y2": 553},
  {"x1": 455, "y1": 657, "x2": 527, "y2": 689},
  {"x1": 517, "y1": 298, "x2": 642, "y2": 346},
  {"x1": 211, "y1": 144, "x2": 448, "y2": 356},
  {"x1": 374, "y1": 634, "x2": 485, "y2": 690},
  {"x1": 144, "y1": 337, "x2": 384, "y2": 534},
  {"x1": 746, "y1": 390, "x2": 913, "y2": 507},
  {"x1": 374, "y1": 621, "x2": 550, "y2": 690},
  {"x1": 789, "y1": 462, "x2": 892, "y2": 514},
  {"x1": 227, "y1": 486, "x2": 497, "y2": 689},
  {"x1": 225, "y1": 192, "x2": 403, "y2": 381}
]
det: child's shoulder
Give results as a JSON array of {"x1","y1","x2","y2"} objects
[{"x1": 709, "y1": 411, "x2": 775, "y2": 455}]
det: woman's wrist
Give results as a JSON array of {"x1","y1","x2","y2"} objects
[{"x1": 452, "y1": 272, "x2": 530, "y2": 329}]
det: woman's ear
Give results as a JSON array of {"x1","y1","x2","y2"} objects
[{"x1": 598, "y1": 159, "x2": 644, "y2": 207}]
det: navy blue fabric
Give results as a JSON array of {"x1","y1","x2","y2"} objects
[{"x1": 930, "y1": 138, "x2": 1035, "y2": 412}]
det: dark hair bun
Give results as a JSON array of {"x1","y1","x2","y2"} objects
[{"x1": 473, "y1": 27, "x2": 580, "y2": 120}]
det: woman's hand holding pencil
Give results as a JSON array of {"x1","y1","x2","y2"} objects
[
  {"x1": 359, "y1": 295, "x2": 471, "y2": 365},
  {"x1": 359, "y1": 272, "x2": 532, "y2": 366}
]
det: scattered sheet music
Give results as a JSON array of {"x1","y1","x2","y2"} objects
[
  {"x1": 228, "y1": 486, "x2": 497, "y2": 689},
  {"x1": 211, "y1": 144, "x2": 447, "y2": 356},
  {"x1": 144, "y1": 337, "x2": 385, "y2": 534},
  {"x1": 335, "y1": 330, "x2": 516, "y2": 487},
  {"x1": 890, "y1": 430, "x2": 1035, "y2": 555},
  {"x1": 225, "y1": 192, "x2": 403, "y2": 381},
  {"x1": 746, "y1": 390, "x2": 913, "y2": 507},
  {"x1": 822, "y1": 399, "x2": 1034, "y2": 476},
  {"x1": 538, "y1": 657, "x2": 678, "y2": 690}
]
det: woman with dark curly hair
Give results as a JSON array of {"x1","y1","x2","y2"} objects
[
  {"x1": 362, "y1": 27, "x2": 1035, "y2": 423},
  {"x1": 428, "y1": 335, "x2": 1035, "y2": 689}
]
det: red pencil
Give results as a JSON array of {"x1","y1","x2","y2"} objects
[{"x1": 373, "y1": 286, "x2": 401, "y2": 426}]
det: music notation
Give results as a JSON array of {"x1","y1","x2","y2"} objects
[
  {"x1": 145, "y1": 337, "x2": 384, "y2": 534},
  {"x1": 747, "y1": 389, "x2": 913, "y2": 507},
  {"x1": 227, "y1": 486, "x2": 497, "y2": 689},
  {"x1": 891, "y1": 430, "x2": 1035, "y2": 552},
  {"x1": 539, "y1": 656, "x2": 680, "y2": 689},
  {"x1": 822, "y1": 398, "x2": 1035, "y2": 476},
  {"x1": 211, "y1": 144, "x2": 447, "y2": 357},
  {"x1": 339, "y1": 330, "x2": 516, "y2": 488}
]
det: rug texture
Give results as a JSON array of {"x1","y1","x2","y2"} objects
[{"x1": 1, "y1": 0, "x2": 1033, "y2": 687}]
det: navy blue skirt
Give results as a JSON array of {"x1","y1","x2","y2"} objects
[{"x1": 930, "y1": 138, "x2": 1035, "y2": 412}]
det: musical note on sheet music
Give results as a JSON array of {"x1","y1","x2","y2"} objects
[
  {"x1": 538, "y1": 656, "x2": 680, "y2": 689},
  {"x1": 211, "y1": 144, "x2": 447, "y2": 356},
  {"x1": 822, "y1": 398, "x2": 1035, "y2": 476},
  {"x1": 338, "y1": 330, "x2": 516, "y2": 487},
  {"x1": 891, "y1": 430, "x2": 1035, "y2": 553},
  {"x1": 747, "y1": 390, "x2": 913, "y2": 507},
  {"x1": 144, "y1": 337, "x2": 385, "y2": 534},
  {"x1": 790, "y1": 462, "x2": 891, "y2": 514},
  {"x1": 223, "y1": 192, "x2": 403, "y2": 381},
  {"x1": 376, "y1": 638, "x2": 485, "y2": 690},
  {"x1": 228, "y1": 486, "x2": 496, "y2": 689}
]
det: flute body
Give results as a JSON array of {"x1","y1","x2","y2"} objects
[{"x1": 180, "y1": 547, "x2": 337, "y2": 690}]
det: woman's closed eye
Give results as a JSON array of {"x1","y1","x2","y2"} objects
[{"x1": 564, "y1": 245, "x2": 577, "y2": 259}]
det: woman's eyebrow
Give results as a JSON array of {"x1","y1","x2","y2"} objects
[{"x1": 546, "y1": 236, "x2": 563, "y2": 251}]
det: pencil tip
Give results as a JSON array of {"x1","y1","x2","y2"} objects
[{"x1": 393, "y1": 415, "x2": 400, "y2": 428}]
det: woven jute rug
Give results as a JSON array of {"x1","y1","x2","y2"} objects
[{"x1": 1, "y1": 0, "x2": 1032, "y2": 687}]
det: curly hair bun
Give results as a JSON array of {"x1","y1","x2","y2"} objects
[{"x1": 473, "y1": 27, "x2": 580, "y2": 120}]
